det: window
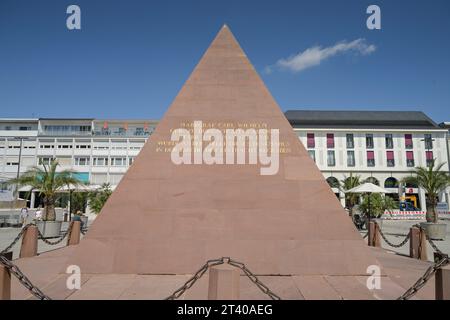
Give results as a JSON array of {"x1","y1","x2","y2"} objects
[
  {"x1": 406, "y1": 151, "x2": 414, "y2": 167},
  {"x1": 74, "y1": 157, "x2": 90, "y2": 166},
  {"x1": 118, "y1": 127, "x2": 126, "y2": 135},
  {"x1": 93, "y1": 157, "x2": 108, "y2": 166},
  {"x1": 327, "y1": 150, "x2": 335, "y2": 166},
  {"x1": 405, "y1": 134, "x2": 413, "y2": 149},
  {"x1": 385, "y1": 134, "x2": 393, "y2": 149},
  {"x1": 386, "y1": 151, "x2": 395, "y2": 167},
  {"x1": 326, "y1": 177, "x2": 339, "y2": 188},
  {"x1": 75, "y1": 144, "x2": 91, "y2": 149},
  {"x1": 366, "y1": 134, "x2": 374, "y2": 149},
  {"x1": 57, "y1": 144, "x2": 72, "y2": 149},
  {"x1": 426, "y1": 151, "x2": 433, "y2": 167},
  {"x1": 111, "y1": 157, "x2": 126, "y2": 166},
  {"x1": 93, "y1": 145, "x2": 109, "y2": 150},
  {"x1": 6, "y1": 161, "x2": 19, "y2": 166},
  {"x1": 308, "y1": 150, "x2": 315, "y2": 162},
  {"x1": 367, "y1": 151, "x2": 375, "y2": 167},
  {"x1": 19, "y1": 126, "x2": 31, "y2": 131},
  {"x1": 346, "y1": 134, "x2": 354, "y2": 149},
  {"x1": 326, "y1": 133, "x2": 334, "y2": 149},
  {"x1": 38, "y1": 157, "x2": 54, "y2": 165},
  {"x1": 347, "y1": 150, "x2": 355, "y2": 167},
  {"x1": 135, "y1": 127, "x2": 144, "y2": 136},
  {"x1": 40, "y1": 144, "x2": 54, "y2": 149},
  {"x1": 307, "y1": 133, "x2": 315, "y2": 148},
  {"x1": 128, "y1": 157, "x2": 134, "y2": 166},
  {"x1": 424, "y1": 134, "x2": 433, "y2": 149}
]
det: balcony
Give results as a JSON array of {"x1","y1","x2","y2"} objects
[
  {"x1": 93, "y1": 129, "x2": 152, "y2": 137},
  {"x1": 39, "y1": 130, "x2": 92, "y2": 137}
]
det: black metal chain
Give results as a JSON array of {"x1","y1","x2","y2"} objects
[
  {"x1": 396, "y1": 224, "x2": 449, "y2": 300},
  {"x1": 165, "y1": 258, "x2": 224, "y2": 300},
  {"x1": 397, "y1": 255, "x2": 449, "y2": 300},
  {"x1": 165, "y1": 257, "x2": 281, "y2": 300},
  {"x1": 376, "y1": 226, "x2": 411, "y2": 248},
  {"x1": 227, "y1": 258, "x2": 281, "y2": 300},
  {"x1": 37, "y1": 222, "x2": 73, "y2": 246},
  {"x1": 0, "y1": 255, "x2": 51, "y2": 300},
  {"x1": 0, "y1": 223, "x2": 35, "y2": 255}
]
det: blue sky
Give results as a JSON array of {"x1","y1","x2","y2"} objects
[{"x1": 1, "y1": 0, "x2": 449, "y2": 123}]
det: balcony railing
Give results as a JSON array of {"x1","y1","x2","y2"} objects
[
  {"x1": 93, "y1": 130, "x2": 152, "y2": 137},
  {"x1": 39, "y1": 130, "x2": 92, "y2": 136}
]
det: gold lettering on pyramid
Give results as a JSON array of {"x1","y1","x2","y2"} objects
[{"x1": 169, "y1": 120, "x2": 280, "y2": 175}]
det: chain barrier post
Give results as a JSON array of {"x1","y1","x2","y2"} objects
[
  {"x1": 19, "y1": 225, "x2": 38, "y2": 258},
  {"x1": 208, "y1": 258, "x2": 240, "y2": 300},
  {"x1": 368, "y1": 221, "x2": 380, "y2": 247},
  {"x1": 67, "y1": 221, "x2": 80, "y2": 246},
  {"x1": 435, "y1": 261, "x2": 450, "y2": 300},
  {"x1": 410, "y1": 226, "x2": 427, "y2": 260},
  {"x1": 0, "y1": 253, "x2": 12, "y2": 300}
]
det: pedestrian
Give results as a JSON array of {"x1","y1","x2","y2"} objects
[
  {"x1": 20, "y1": 207, "x2": 29, "y2": 225},
  {"x1": 35, "y1": 206, "x2": 43, "y2": 221}
]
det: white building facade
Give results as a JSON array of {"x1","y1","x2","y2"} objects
[
  {"x1": 1, "y1": 111, "x2": 449, "y2": 210},
  {"x1": 285, "y1": 110, "x2": 450, "y2": 210},
  {"x1": 0, "y1": 118, "x2": 157, "y2": 208}
]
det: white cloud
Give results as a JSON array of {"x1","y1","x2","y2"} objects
[{"x1": 265, "y1": 38, "x2": 376, "y2": 74}]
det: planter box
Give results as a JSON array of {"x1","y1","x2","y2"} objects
[
  {"x1": 36, "y1": 221, "x2": 63, "y2": 238},
  {"x1": 420, "y1": 222, "x2": 447, "y2": 240}
]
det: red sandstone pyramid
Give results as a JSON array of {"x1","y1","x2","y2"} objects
[{"x1": 67, "y1": 25, "x2": 379, "y2": 275}]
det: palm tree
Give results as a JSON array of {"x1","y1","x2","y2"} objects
[
  {"x1": 340, "y1": 173, "x2": 361, "y2": 216},
  {"x1": 401, "y1": 160, "x2": 450, "y2": 223},
  {"x1": 8, "y1": 160, "x2": 83, "y2": 221}
]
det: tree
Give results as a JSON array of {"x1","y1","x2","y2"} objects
[
  {"x1": 340, "y1": 173, "x2": 361, "y2": 216},
  {"x1": 8, "y1": 160, "x2": 82, "y2": 221},
  {"x1": 401, "y1": 160, "x2": 450, "y2": 223},
  {"x1": 359, "y1": 193, "x2": 397, "y2": 218},
  {"x1": 88, "y1": 183, "x2": 113, "y2": 214}
]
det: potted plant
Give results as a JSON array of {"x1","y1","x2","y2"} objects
[
  {"x1": 8, "y1": 160, "x2": 83, "y2": 238},
  {"x1": 359, "y1": 193, "x2": 397, "y2": 229},
  {"x1": 402, "y1": 160, "x2": 450, "y2": 240},
  {"x1": 87, "y1": 183, "x2": 113, "y2": 215}
]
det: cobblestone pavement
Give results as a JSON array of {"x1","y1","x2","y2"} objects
[{"x1": 359, "y1": 219, "x2": 450, "y2": 261}]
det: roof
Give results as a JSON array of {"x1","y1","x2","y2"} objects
[{"x1": 284, "y1": 110, "x2": 440, "y2": 129}]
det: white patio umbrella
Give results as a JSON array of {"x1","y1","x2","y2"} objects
[
  {"x1": 346, "y1": 182, "x2": 390, "y2": 244},
  {"x1": 346, "y1": 182, "x2": 390, "y2": 194}
]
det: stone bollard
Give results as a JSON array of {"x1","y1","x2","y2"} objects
[
  {"x1": 0, "y1": 253, "x2": 12, "y2": 300},
  {"x1": 435, "y1": 263, "x2": 450, "y2": 300},
  {"x1": 67, "y1": 221, "x2": 81, "y2": 246},
  {"x1": 409, "y1": 226, "x2": 427, "y2": 260},
  {"x1": 368, "y1": 221, "x2": 381, "y2": 247},
  {"x1": 19, "y1": 225, "x2": 38, "y2": 258},
  {"x1": 208, "y1": 263, "x2": 240, "y2": 300}
]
